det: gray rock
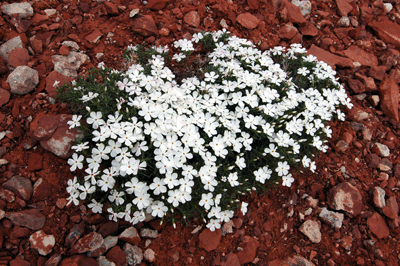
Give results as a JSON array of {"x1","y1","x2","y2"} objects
[
  {"x1": 1, "y1": 3, "x2": 34, "y2": 18},
  {"x1": 7, "y1": 66, "x2": 39, "y2": 95},
  {"x1": 62, "y1": 41, "x2": 80, "y2": 51},
  {"x1": 285, "y1": 255, "x2": 315, "y2": 266},
  {"x1": 97, "y1": 256, "x2": 116, "y2": 266},
  {"x1": 3, "y1": 175, "x2": 32, "y2": 201},
  {"x1": 123, "y1": 243, "x2": 143, "y2": 266},
  {"x1": 144, "y1": 249, "x2": 156, "y2": 263},
  {"x1": 0, "y1": 36, "x2": 23, "y2": 61},
  {"x1": 140, "y1": 228, "x2": 158, "y2": 239},
  {"x1": 52, "y1": 51, "x2": 89, "y2": 79},
  {"x1": 44, "y1": 9, "x2": 57, "y2": 17},
  {"x1": 337, "y1": 16, "x2": 350, "y2": 27},
  {"x1": 291, "y1": 0, "x2": 312, "y2": 16},
  {"x1": 0, "y1": 209, "x2": 5, "y2": 220},
  {"x1": 299, "y1": 220, "x2": 321, "y2": 243},
  {"x1": 222, "y1": 220, "x2": 234, "y2": 236},
  {"x1": 375, "y1": 143, "x2": 390, "y2": 157},
  {"x1": 319, "y1": 207, "x2": 344, "y2": 228},
  {"x1": 70, "y1": 232, "x2": 104, "y2": 254},
  {"x1": 104, "y1": 235, "x2": 119, "y2": 251},
  {"x1": 372, "y1": 186, "x2": 386, "y2": 208}
]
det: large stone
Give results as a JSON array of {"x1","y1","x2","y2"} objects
[
  {"x1": 335, "y1": 0, "x2": 353, "y2": 16},
  {"x1": 1, "y1": 3, "x2": 34, "y2": 18},
  {"x1": 52, "y1": 51, "x2": 89, "y2": 79},
  {"x1": 369, "y1": 18, "x2": 400, "y2": 50},
  {"x1": 119, "y1": 227, "x2": 141, "y2": 245},
  {"x1": 367, "y1": 212, "x2": 390, "y2": 239},
  {"x1": 106, "y1": 246, "x2": 127, "y2": 266},
  {"x1": 104, "y1": 2, "x2": 119, "y2": 15},
  {"x1": 308, "y1": 45, "x2": 354, "y2": 69},
  {"x1": 237, "y1": 236, "x2": 260, "y2": 264},
  {"x1": 199, "y1": 228, "x2": 221, "y2": 252},
  {"x1": 184, "y1": 11, "x2": 200, "y2": 28},
  {"x1": 85, "y1": 29, "x2": 103, "y2": 44},
  {"x1": 45, "y1": 70, "x2": 74, "y2": 98},
  {"x1": 132, "y1": 15, "x2": 159, "y2": 36},
  {"x1": 236, "y1": 13, "x2": 260, "y2": 29},
  {"x1": 342, "y1": 45, "x2": 378, "y2": 67},
  {"x1": 8, "y1": 48, "x2": 30, "y2": 68},
  {"x1": 6, "y1": 66, "x2": 39, "y2": 95},
  {"x1": 29, "y1": 230, "x2": 55, "y2": 256},
  {"x1": 0, "y1": 36, "x2": 23, "y2": 61},
  {"x1": 379, "y1": 76, "x2": 399, "y2": 122},
  {"x1": 123, "y1": 243, "x2": 143, "y2": 266},
  {"x1": 6, "y1": 209, "x2": 46, "y2": 230},
  {"x1": 70, "y1": 232, "x2": 104, "y2": 254},
  {"x1": 328, "y1": 182, "x2": 362, "y2": 217},
  {"x1": 280, "y1": 0, "x2": 307, "y2": 25},
  {"x1": 299, "y1": 220, "x2": 321, "y2": 243},
  {"x1": 3, "y1": 175, "x2": 32, "y2": 201}
]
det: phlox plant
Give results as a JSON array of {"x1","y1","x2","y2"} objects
[{"x1": 57, "y1": 29, "x2": 353, "y2": 231}]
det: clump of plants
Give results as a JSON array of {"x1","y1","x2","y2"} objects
[{"x1": 57, "y1": 29, "x2": 352, "y2": 231}]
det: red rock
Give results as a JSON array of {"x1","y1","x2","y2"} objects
[
  {"x1": 280, "y1": 0, "x2": 307, "y2": 25},
  {"x1": 335, "y1": 140, "x2": 349, "y2": 152},
  {"x1": 379, "y1": 76, "x2": 399, "y2": 122},
  {"x1": 6, "y1": 209, "x2": 46, "y2": 230},
  {"x1": 278, "y1": 23, "x2": 298, "y2": 40},
  {"x1": 237, "y1": 236, "x2": 260, "y2": 264},
  {"x1": 369, "y1": 65, "x2": 387, "y2": 81},
  {"x1": 389, "y1": 68, "x2": 400, "y2": 83},
  {"x1": 146, "y1": 0, "x2": 169, "y2": 10},
  {"x1": 221, "y1": 252, "x2": 240, "y2": 266},
  {"x1": 70, "y1": 232, "x2": 104, "y2": 254},
  {"x1": 118, "y1": 227, "x2": 141, "y2": 245},
  {"x1": 199, "y1": 228, "x2": 221, "y2": 252},
  {"x1": 335, "y1": 0, "x2": 353, "y2": 16},
  {"x1": 236, "y1": 13, "x2": 260, "y2": 29},
  {"x1": 132, "y1": 15, "x2": 159, "y2": 36},
  {"x1": 31, "y1": 13, "x2": 49, "y2": 26},
  {"x1": 59, "y1": 45, "x2": 70, "y2": 56},
  {"x1": 45, "y1": 70, "x2": 74, "y2": 98},
  {"x1": 347, "y1": 78, "x2": 365, "y2": 94},
  {"x1": 328, "y1": 182, "x2": 363, "y2": 217},
  {"x1": 342, "y1": 45, "x2": 378, "y2": 67},
  {"x1": 355, "y1": 73, "x2": 376, "y2": 92},
  {"x1": 10, "y1": 226, "x2": 30, "y2": 239},
  {"x1": 59, "y1": 255, "x2": 98, "y2": 266},
  {"x1": 65, "y1": 221, "x2": 86, "y2": 247},
  {"x1": 184, "y1": 11, "x2": 200, "y2": 28},
  {"x1": 9, "y1": 256, "x2": 30, "y2": 266},
  {"x1": 367, "y1": 212, "x2": 390, "y2": 239},
  {"x1": 98, "y1": 221, "x2": 119, "y2": 237},
  {"x1": 104, "y1": 2, "x2": 119, "y2": 15},
  {"x1": 308, "y1": 45, "x2": 354, "y2": 69},
  {"x1": 29, "y1": 230, "x2": 55, "y2": 256},
  {"x1": 0, "y1": 187, "x2": 15, "y2": 203},
  {"x1": 8, "y1": 48, "x2": 30, "y2": 68},
  {"x1": 106, "y1": 246, "x2": 127, "y2": 266},
  {"x1": 369, "y1": 18, "x2": 400, "y2": 50},
  {"x1": 0, "y1": 88, "x2": 11, "y2": 107},
  {"x1": 386, "y1": 196, "x2": 399, "y2": 216},
  {"x1": 30, "y1": 37, "x2": 43, "y2": 54},
  {"x1": 299, "y1": 23, "x2": 318, "y2": 36},
  {"x1": 3, "y1": 175, "x2": 32, "y2": 201},
  {"x1": 27, "y1": 152, "x2": 43, "y2": 171},
  {"x1": 382, "y1": 206, "x2": 397, "y2": 219},
  {"x1": 85, "y1": 29, "x2": 103, "y2": 44}
]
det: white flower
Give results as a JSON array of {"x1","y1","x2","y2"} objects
[
  {"x1": 86, "y1": 111, "x2": 104, "y2": 129},
  {"x1": 282, "y1": 174, "x2": 295, "y2": 187},
  {"x1": 199, "y1": 193, "x2": 214, "y2": 210},
  {"x1": 235, "y1": 156, "x2": 246, "y2": 170},
  {"x1": 276, "y1": 161, "x2": 290, "y2": 176},
  {"x1": 78, "y1": 181, "x2": 96, "y2": 200},
  {"x1": 241, "y1": 202, "x2": 248, "y2": 215},
  {"x1": 88, "y1": 199, "x2": 103, "y2": 214},
  {"x1": 68, "y1": 153, "x2": 84, "y2": 171},
  {"x1": 150, "y1": 177, "x2": 167, "y2": 195},
  {"x1": 206, "y1": 219, "x2": 221, "y2": 231},
  {"x1": 108, "y1": 190, "x2": 125, "y2": 206},
  {"x1": 67, "y1": 115, "x2": 82, "y2": 129},
  {"x1": 167, "y1": 189, "x2": 181, "y2": 207},
  {"x1": 152, "y1": 201, "x2": 168, "y2": 218},
  {"x1": 132, "y1": 192, "x2": 151, "y2": 210}
]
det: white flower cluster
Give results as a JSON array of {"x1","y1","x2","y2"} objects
[{"x1": 65, "y1": 30, "x2": 352, "y2": 231}]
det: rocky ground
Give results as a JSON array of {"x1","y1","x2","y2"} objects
[{"x1": 0, "y1": 0, "x2": 400, "y2": 265}]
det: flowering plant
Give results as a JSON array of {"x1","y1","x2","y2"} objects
[{"x1": 57, "y1": 30, "x2": 352, "y2": 231}]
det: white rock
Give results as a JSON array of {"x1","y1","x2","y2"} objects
[
  {"x1": 129, "y1": 9, "x2": 140, "y2": 18},
  {"x1": 291, "y1": 0, "x2": 312, "y2": 16},
  {"x1": 6, "y1": 66, "x2": 39, "y2": 95},
  {"x1": 375, "y1": 143, "x2": 390, "y2": 157},
  {"x1": 1, "y1": 3, "x2": 34, "y2": 18},
  {"x1": 52, "y1": 51, "x2": 89, "y2": 79},
  {"x1": 383, "y1": 3, "x2": 393, "y2": 13},
  {"x1": 44, "y1": 9, "x2": 57, "y2": 17},
  {"x1": 319, "y1": 207, "x2": 344, "y2": 228},
  {"x1": 62, "y1": 41, "x2": 80, "y2": 51}
]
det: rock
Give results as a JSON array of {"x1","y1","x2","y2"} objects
[
  {"x1": 132, "y1": 15, "x2": 159, "y2": 36},
  {"x1": 236, "y1": 13, "x2": 260, "y2": 29},
  {"x1": 103, "y1": 236, "x2": 118, "y2": 251},
  {"x1": 104, "y1": 2, "x2": 119, "y2": 15},
  {"x1": 0, "y1": 36, "x2": 23, "y2": 61},
  {"x1": 0, "y1": 187, "x2": 15, "y2": 202},
  {"x1": 29, "y1": 230, "x2": 55, "y2": 256},
  {"x1": 6, "y1": 66, "x2": 39, "y2": 95},
  {"x1": 123, "y1": 243, "x2": 143, "y2": 266},
  {"x1": 369, "y1": 18, "x2": 400, "y2": 50},
  {"x1": 222, "y1": 220, "x2": 234, "y2": 236},
  {"x1": 278, "y1": 23, "x2": 299, "y2": 40},
  {"x1": 374, "y1": 143, "x2": 390, "y2": 157},
  {"x1": 146, "y1": 0, "x2": 169, "y2": 10},
  {"x1": 355, "y1": 73, "x2": 376, "y2": 92},
  {"x1": 3, "y1": 175, "x2": 32, "y2": 201},
  {"x1": 342, "y1": 45, "x2": 378, "y2": 67},
  {"x1": 184, "y1": 11, "x2": 200, "y2": 28},
  {"x1": 71, "y1": 232, "x2": 104, "y2": 254},
  {"x1": 140, "y1": 228, "x2": 158, "y2": 239},
  {"x1": 280, "y1": 0, "x2": 307, "y2": 25},
  {"x1": 118, "y1": 227, "x2": 141, "y2": 245},
  {"x1": 59, "y1": 45, "x2": 70, "y2": 56},
  {"x1": 144, "y1": 249, "x2": 156, "y2": 262},
  {"x1": 369, "y1": 66, "x2": 387, "y2": 81},
  {"x1": 337, "y1": 16, "x2": 350, "y2": 27},
  {"x1": 298, "y1": 23, "x2": 318, "y2": 36},
  {"x1": 372, "y1": 186, "x2": 386, "y2": 208},
  {"x1": 299, "y1": 220, "x2": 321, "y2": 243},
  {"x1": 1, "y1": 3, "x2": 34, "y2": 18},
  {"x1": 27, "y1": 152, "x2": 43, "y2": 171},
  {"x1": 308, "y1": 45, "x2": 354, "y2": 69},
  {"x1": 199, "y1": 228, "x2": 221, "y2": 252},
  {"x1": 237, "y1": 236, "x2": 260, "y2": 264},
  {"x1": 347, "y1": 78, "x2": 364, "y2": 94},
  {"x1": 8, "y1": 48, "x2": 30, "y2": 68},
  {"x1": 10, "y1": 226, "x2": 30, "y2": 239},
  {"x1": 221, "y1": 252, "x2": 241, "y2": 266},
  {"x1": 65, "y1": 221, "x2": 86, "y2": 247},
  {"x1": 379, "y1": 76, "x2": 399, "y2": 122},
  {"x1": 386, "y1": 197, "x2": 399, "y2": 217},
  {"x1": 96, "y1": 256, "x2": 115, "y2": 266},
  {"x1": 59, "y1": 255, "x2": 98, "y2": 266},
  {"x1": 62, "y1": 41, "x2": 80, "y2": 51},
  {"x1": 44, "y1": 9, "x2": 57, "y2": 17},
  {"x1": 98, "y1": 221, "x2": 119, "y2": 237},
  {"x1": 45, "y1": 253, "x2": 62, "y2": 266},
  {"x1": 0, "y1": 89, "x2": 11, "y2": 107},
  {"x1": 45, "y1": 70, "x2": 74, "y2": 97},
  {"x1": 6, "y1": 209, "x2": 46, "y2": 230},
  {"x1": 105, "y1": 246, "x2": 127, "y2": 266},
  {"x1": 335, "y1": 0, "x2": 353, "y2": 16},
  {"x1": 319, "y1": 207, "x2": 345, "y2": 228},
  {"x1": 367, "y1": 212, "x2": 390, "y2": 239},
  {"x1": 335, "y1": 140, "x2": 349, "y2": 152},
  {"x1": 285, "y1": 255, "x2": 315, "y2": 266},
  {"x1": 85, "y1": 29, "x2": 103, "y2": 44},
  {"x1": 291, "y1": 0, "x2": 312, "y2": 16},
  {"x1": 328, "y1": 182, "x2": 363, "y2": 217},
  {"x1": 9, "y1": 257, "x2": 31, "y2": 266},
  {"x1": 52, "y1": 51, "x2": 89, "y2": 79}
]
